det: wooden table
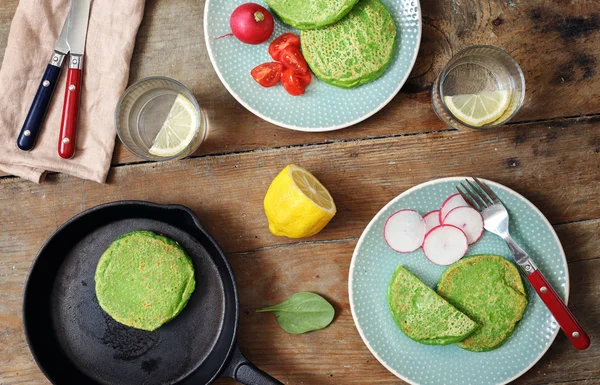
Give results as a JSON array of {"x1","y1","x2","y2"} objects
[{"x1": 1, "y1": 0, "x2": 598, "y2": 384}]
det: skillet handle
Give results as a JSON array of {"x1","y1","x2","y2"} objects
[{"x1": 224, "y1": 345, "x2": 283, "y2": 385}]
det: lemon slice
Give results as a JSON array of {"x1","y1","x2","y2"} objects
[
  {"x1": 149, "y1": 95, "x2": 198, "y2": 157},
  {"x1": 444, "y1": 90, "x2": 511, "y2": 127},
  {"x1": 264, "y1": 164, "x2": 336, "y2": 238}
]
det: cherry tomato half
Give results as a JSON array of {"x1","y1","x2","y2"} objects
[
  {"x1": 296, "y1": 71, "x2": 312, "y2": 87},
  {"x1": 250, "y1": 62, "x2": 283, "y2": 87},
  {"x1": 268, "y1": 33, "x2": 301, "y2": 61},
  {"x1": 279, "y1": 46, "x2": 309, "y2": 75},
  {"x1": 281, "y1": 68, "x2": 307, "y2": 96}
]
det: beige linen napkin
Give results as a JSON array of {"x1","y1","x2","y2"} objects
[{"x1": 0, "y1": 0, "x2": 146, "y2": 183}]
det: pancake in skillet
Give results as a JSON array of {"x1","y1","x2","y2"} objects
[
  {"x1": 387, "y1": 265, "x2": 478, "y2": 345},
  {"x1": 300, "y1": 0, "x2": 397, "y2": 88},
  {"x1": 265, "y1": 0, "x2": 360, "y2": 30},
  {"x1": 437, "y1": 255, "x2": 527, "y2": 352},
  {"x1": 95, "y1": 231, "x2": 196, "y2": 332}
]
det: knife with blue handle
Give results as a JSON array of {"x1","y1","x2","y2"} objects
[{"x1": 16, "y1": 15, "x2": 70, "y2": 151}]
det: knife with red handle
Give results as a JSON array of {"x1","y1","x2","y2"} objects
[
  {"x1": 58, "y1": 61, "x2": 83, "y2": 159},
  {"x1": 527, "y1": 269, "x2": 590, "y2": 350},
  {"x1": 57, "y1": 0, "x2": 92, "y2": 159}
]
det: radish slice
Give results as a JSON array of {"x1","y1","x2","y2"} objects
[
  {"x1": 423, "y1": 210, "x2": 441, "y2": 233},
  {"x1": 442, "y1": 206, "x2": 484, "y2": 245},
  {"x1": 422, "y1": 225, "x2": 468, "y2": 265},
  {"x1": 439, "y1": 193, "x2": 469, "y2": 222},
  {"x1": 384, "y1": 210, "x2": 426, "y2": 253}
]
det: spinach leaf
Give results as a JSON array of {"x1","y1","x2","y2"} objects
[{"x1": 256, "y1": 292, "x2": 335, "y2": 334}]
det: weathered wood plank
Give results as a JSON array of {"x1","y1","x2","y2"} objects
[
  {"x1": 112, "y1": 0, "x2": 600, "y2": 166},
  {"x1": 1, "y1": 0, "x2": 599, "y2": 169},
  {"x1": 555, "y1": 219, "x2": 600, "y2": 264},
  {"x1": 1, "y1": 1, "x2": 599, "y2": 384},
  {"x1": 1, "y1": 116, "x2": 598, "y2": 255},
  {"x1": 2, "y1": 226, "x2": 598, "y2": 384},
  {"x1": 221, "y1": 237, "x2": 600, "y2": 385},
  {"x1": 548, "y1": 380, "x2": 600, "y2": 385},
  {"x1": 1, "y1": 118, "x2": 598, "y2": 383}
]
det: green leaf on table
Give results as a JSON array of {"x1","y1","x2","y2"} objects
[{"x1": 256, "y1": 292, "x2": 335, "y2": 334}]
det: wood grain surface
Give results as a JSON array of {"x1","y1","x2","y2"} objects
[
  {"x1": 107, "y1": 0, "x2": 600, "y2": 166},
  {"x1": 1, "y1": 0, "x2": 599, "y2": 384}
]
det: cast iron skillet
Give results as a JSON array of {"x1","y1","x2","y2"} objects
[{"x1": 23, "y1": 201, "x2": 282, "y2": 385}]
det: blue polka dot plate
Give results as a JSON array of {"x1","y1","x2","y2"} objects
[
  {"x1": 349, "y1": 177, "x2": 568, "y2": 385},
  {"x1": 204, "y1": 0, "x2": 421, "y2": 131}
]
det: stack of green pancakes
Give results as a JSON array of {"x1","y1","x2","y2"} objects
[
  {"x1": 388, "y1": 255, "x2": 528, "y2": 352},
  {"x1": 95, "y1": 231, "x2": 196, "y2": 332},
  {"x1": 266, "y1": 0, "x2": 397, "y2": 88}
]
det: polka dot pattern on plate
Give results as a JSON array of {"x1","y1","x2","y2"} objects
[
  {"x1": 204, "y1": 0, "x2": 421, "y2": 131},
  {"x1": 349, "y1": 177, "x2": 567, "y2": 385}
]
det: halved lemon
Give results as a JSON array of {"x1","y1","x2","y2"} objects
[
  {"x1": 264, "y1": 164, "x2": 336, "y2": 238},
  {"x1": 149, "y1": 95, "x2": 199, "y2": 157},
  {"x1": 444, "y1": 90, "x2": 511, "y2": 127}
]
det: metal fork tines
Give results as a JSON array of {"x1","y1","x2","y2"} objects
[{"x1": 456, "y1": 177, "x2": 537, "y2": 274}]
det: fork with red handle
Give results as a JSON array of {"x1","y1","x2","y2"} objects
[{"x1": 457, "y1": 177, "x2": 590, "y2": 350}]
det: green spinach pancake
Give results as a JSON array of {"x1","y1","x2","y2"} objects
[
  {"x1": 265, "y1": 0, "x2": 360, "y2": 30},
  {"x1": 388, "y1": 265, "x2": 478, "y2": 345},
  {"x1": 300, "y1": 0, "x2": 397, "y2": 88},
  {"x1": 95, "y1": 231, "x2": 196, "y2": 331},
  {"x1": 437, "y1": 255, "x2": 527, "y2": 352}
]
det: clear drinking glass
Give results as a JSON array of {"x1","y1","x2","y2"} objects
[
  {"x1": 115, "y1": 77, "x2": 207, "y2": 161},
  {"x1": 432, "y1": 46, "x2": 525, "y2": 131}
]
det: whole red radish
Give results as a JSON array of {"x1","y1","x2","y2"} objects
[{"x1": 230, "y1": 3, "x2": 274, "y2": 44}]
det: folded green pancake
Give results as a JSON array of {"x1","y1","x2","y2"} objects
[
  {"x1": 437, "y1": 255, "x2": 527, "y2": 352},
  {"x1": 265, "y1": 0, "x2": 360, "y2": 30},
  {"x1": 95, "y1": 231, "x2": 196, "y2": 332},
  {"x1": 300, "y1": 0, "x2": 397, "y2": 89},
  {"x1": 387, "y1": 265, "x2": 478, "y2": 345}
]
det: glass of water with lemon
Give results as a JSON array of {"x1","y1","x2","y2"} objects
[
  {"x1": 116, "y1": 77, "x2": 207, "y2": 160},
  {"x1": 432, "y1": 46, "x2": 525, "y2": 131}
]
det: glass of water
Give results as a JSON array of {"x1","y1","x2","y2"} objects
[
  {"x1": 115, "y1": 77, "x2": 207, "y2": 161},
  {"x1": 432, "y1": 46, "x2": 525, "y2": 131}
]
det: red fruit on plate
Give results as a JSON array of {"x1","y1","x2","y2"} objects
[
  {"x1": 279, "y1": 46, "x2": 309, "y2": 75},
  {"x1": 442, "y1": 206, "x2": 484, "y2": 245},
  {"x1": 230, "y1": 3, "x2": 274, "y2": 44},
  {"x1": 383, "y1": 209, "x2": 426, "y2": 253},
  {"x1": 295, "y1": 71, "x2": 312, "y2": 87},
  {"x1": 251, "y1": 62, "x2": 283, "y2": 87},
  {"x1": 422, "y1": 225, "x2": 468, "y2": 265},
  {"x1": 269, "y1": 33, "x2": 301, "y2": 61},
  {"x1": 281, "y1": 68, "x2": 307, "y2": 96},
  {"x1": 439, "y1": 193, "x2": 469, "y2": 223}
]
